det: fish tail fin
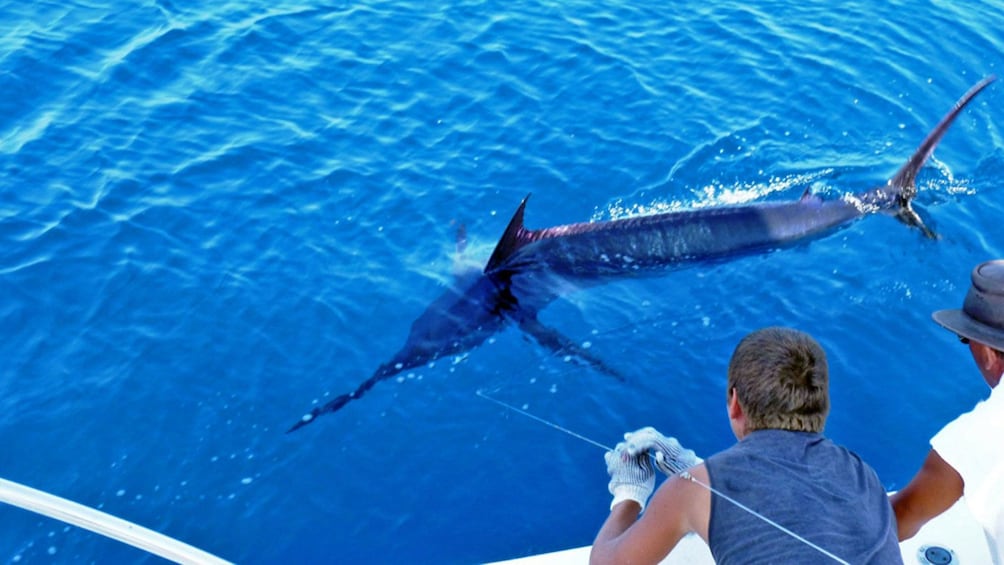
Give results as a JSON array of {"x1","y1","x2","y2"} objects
[{"x1": 884, "y1": 76, "x2": 995, "y2": 238}]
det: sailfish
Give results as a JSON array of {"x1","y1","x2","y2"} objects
[{"x1": 288, "y1": 76, "x2": 994, "y2": 432}]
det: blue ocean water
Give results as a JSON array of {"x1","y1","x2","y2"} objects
[{"x1": 2, "y1": 0, "x2": 1003, "y2": 563}]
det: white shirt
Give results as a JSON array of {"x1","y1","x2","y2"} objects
[{"x1": 931, "y1": 383, "x2": 1004, "y2": 564}]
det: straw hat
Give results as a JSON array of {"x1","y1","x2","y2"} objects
[{"x1": 933, "y1": 260, "x2": 1004, "y2": 351}]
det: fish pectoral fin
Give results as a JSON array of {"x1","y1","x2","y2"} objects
[{"x1": 515, "y1": 316, "x2": 625, "y2": 381}]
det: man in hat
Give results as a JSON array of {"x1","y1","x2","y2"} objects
[
  {"x1": 591, "y1": 326, "x2": 900, "y2": 564},
  {"x1": 891, "y1": 259, "x2": 1004, "y2": 562}
]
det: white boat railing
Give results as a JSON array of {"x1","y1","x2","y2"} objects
[{"x1": 0, "y1": 477, "x2": 231, "y2": 564}]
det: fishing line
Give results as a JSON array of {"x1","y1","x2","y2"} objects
[
  {"x1": 476, "y1": 390, "x2": 850, "y2": 565},
  {"x1": 475, "y1": 390, "x2": 613, "y2": 452}
]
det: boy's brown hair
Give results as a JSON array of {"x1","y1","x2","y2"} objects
[{"x1": 727, "y1": 327, "x2": 830, "y2": 433}]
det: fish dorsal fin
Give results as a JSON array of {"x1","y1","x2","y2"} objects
[
  {"x1": 799, "y1": 188, "x2": 812, "y2": 200},
  {"x1": 889, "y1": 75, "x2": 995, "y2": 191},
  {"x1": 485, "y1": 194, "x2": 532, "y2": 273}
]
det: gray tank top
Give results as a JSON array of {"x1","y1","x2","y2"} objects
[{"x1": 705, "y1": 429, "x2": 901, "y2": 564}]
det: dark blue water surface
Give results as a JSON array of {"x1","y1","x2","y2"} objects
[{"x1": 2, "y1": 1, "x2": 1004, "y2": 563}]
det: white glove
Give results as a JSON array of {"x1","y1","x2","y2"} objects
[
  {"x1": 623, "y1": 427, "x2": 702, "y2": 476},
  {"x1": 605, "y1": 441, "x2": 655, "y2": 511}
]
